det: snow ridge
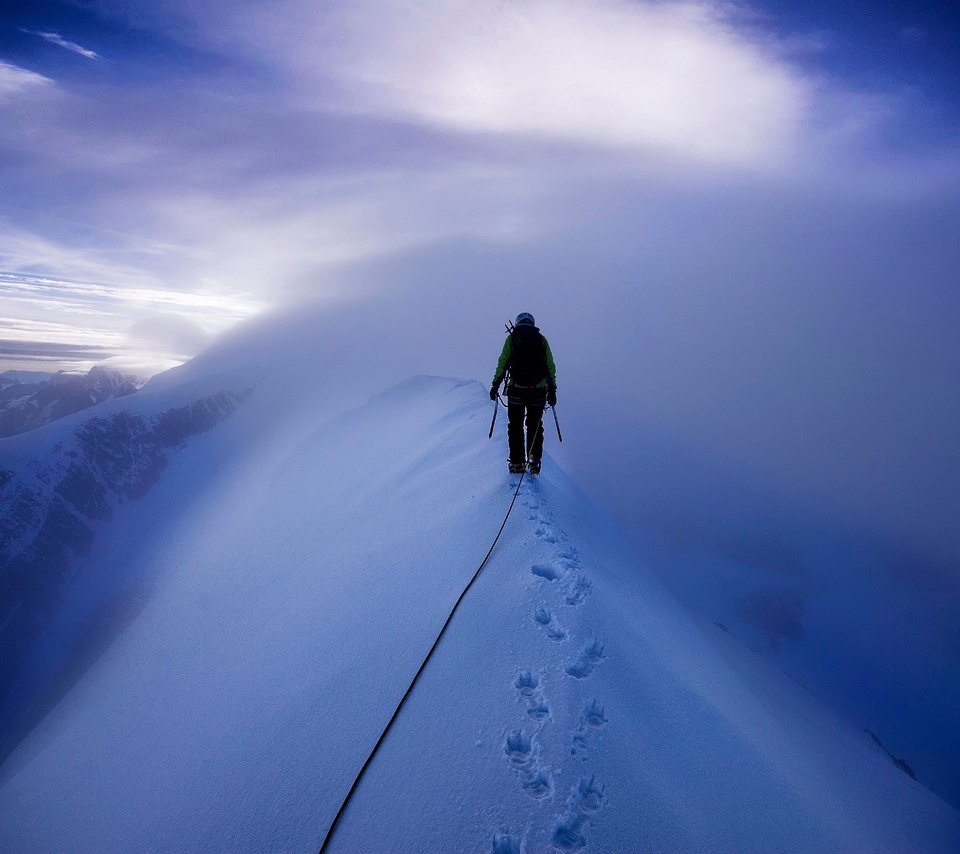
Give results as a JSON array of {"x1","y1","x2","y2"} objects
[{"x1": 0, "y1": 376, "x2": 957, "y2": 852}]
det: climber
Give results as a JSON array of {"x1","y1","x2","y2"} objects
[{"x1": 490, "y1": 312, "x2": 557, "y2": 474}]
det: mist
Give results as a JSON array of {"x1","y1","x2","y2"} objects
[
  {"x1": 4, "y1": 0, "x2": 960, "y2": 807},
  {"x1": 287, "y1": 173, "x2": 960, "y2": 572}
]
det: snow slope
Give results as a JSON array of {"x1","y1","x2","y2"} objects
[
  {"x1": 0, "y1": 375, "x2": 250, "y2": 756},
  {"x1": 0, "y1": 374, "x2": 957, "y2": 852}
]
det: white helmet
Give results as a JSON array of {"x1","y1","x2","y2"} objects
[{"x1": 515, "y1": 312, "x2": 535, "y2": 326}]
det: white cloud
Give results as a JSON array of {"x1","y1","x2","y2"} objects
[
  {"x1": 134, "y1": 163, "x2": 547, "y2": 299},
  {"x1": 22, "y1": 29, "x2": 100, "y2": 60},
  {"x1": 325, "y1": 0, "x2": 810, "y2": 166},
  {"x1": 0, "y1": 270, "x2": 265, "y2": 375},
  {"x1": 0, "y1": 271, "x2": 263, "y2": 328},
  {"x1": 164, "y1": 0, "x2": 813, "y2": 168},
  {"x1": 127, "y1": 313, "x2": 211, "y2": 355},
  {"x1": 0, "y1": 61, "x2": 53, "y2": 101},
  {"x1": 0, "y1": 225, "x2": 175, "y2": 290}
]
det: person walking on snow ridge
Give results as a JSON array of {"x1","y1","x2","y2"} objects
[{"x1": 490, "y1": 312, "x2": 557, "y2": 474}]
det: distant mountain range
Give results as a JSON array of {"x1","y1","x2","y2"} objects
[{"x1": 0, "y1": 367, "x2": 146, "y2": 438}]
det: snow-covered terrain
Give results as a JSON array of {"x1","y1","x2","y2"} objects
[
  {"x1": 0, "y1": 349, "x2": 958, "y2": 850},
  {"x1": 0, "y1": 377, "x2": 250, "y2": 757}
]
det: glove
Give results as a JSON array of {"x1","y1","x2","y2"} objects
[
  {"x1": 547, "y1": 389, "x2": 557, "y2": 407},
  {"x1": 490, "y1": 384, "x2": 499, "y2": 401}
]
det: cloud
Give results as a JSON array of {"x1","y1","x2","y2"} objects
[
  {"x1": 0, "y1": 272, "x2": 262, "y2": 328},
  {"x1": 0, "y1": 341, "x2": 114, "y2": 363},
  {"x1": 127, "y1": 313, "x2": 211, "y2": 356},
  {"x1": 0, "y1": 271, "x2": 264, "y2": 374},
  {"x1": 319, "y1": 0, "x2": 812, "y2": 167},
  {"x1": 0, "y1": 61, "x2": 53, "y2": 101},
  {"x1": 137, "y1": 164, "x2": 548, "y2": 298},
  {"x1": 141, "y1": 0, "x2": 813, "y2": 169},
  {"x1": 21, "y1": 29, "x2": 100, "y2": 60}
]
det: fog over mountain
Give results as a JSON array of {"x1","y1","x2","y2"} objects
[
  {"x1": 2, "y1": 0, "x2": 959, "y2": 847},
  {"x1": 1, "y1": 305, "x2": 958, "y2": 851}
]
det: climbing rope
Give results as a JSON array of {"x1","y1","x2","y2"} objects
[{"x1": 317, "y1": 415, "x2": 543, "y2": 852}]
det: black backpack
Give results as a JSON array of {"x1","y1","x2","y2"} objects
[{"x1": 508, "y1": 324, "x2": 549, "y2": 386}]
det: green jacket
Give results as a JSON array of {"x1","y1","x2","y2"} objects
[{"x1": 492, "y1": 333, "x2": 557, "y2": 389}]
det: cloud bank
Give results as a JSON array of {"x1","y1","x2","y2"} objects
[
  {"x1": 316, "y1": 0, "x2": 811, "y2": 166},
  {"x1": 2, "y1": 0, "x2": 958, "y2": 572}
]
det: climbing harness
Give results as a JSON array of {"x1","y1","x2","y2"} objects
[
  {"x1": 317, "y1": 411, "x2": 540, "y2": 852},
  {"x1": 492, "y1": 383, "x2": 561, "y2": 451}
]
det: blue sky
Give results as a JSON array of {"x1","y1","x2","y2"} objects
[{"x1": 1, "y1": 2, "x2": 959, "y2": 609}]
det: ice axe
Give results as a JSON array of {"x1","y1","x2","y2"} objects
[
  {"x1": 488, "y1": 368, "x2": 512, "y2": 439},
  {"x1": 550, "y1": 404, "x2": 563, "y2": 442}
]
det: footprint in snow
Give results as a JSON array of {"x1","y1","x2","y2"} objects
[
  {"x1": 563, "y1": 573, "x2": 592, "y2": 606},
  {"x1": 492, "y1": 832, "x2": 522, "y2": 854},
  {"x1": 503, "y1": 730, "x2": 553, "y2": 801},
  {"x1": 572, "y1": 775, "x2": 606, "y2": 814},
  {"x1": 582, "y1": 699, "x2": 608, "y2": 729},
  {"x1": 528, "y1": 702, "x2": 551, "y2": 721},
  {"x1": 523, "y1": 768, "x2": 553, "y2": 799},
  {"x1": 566, "y1": 640, "x2": 605, "y2": 679},
  {"x1": 552, "y1": 776, "x2": 607, "y2": 852},
  {"x1": 536, "y1": 526, "x2": 559, "y2": 544},
  {"x1": 504, "y1": 731, "x2": 536, "y2": 770},
  {"x1": 515, "y1": 670, "x2": 540, "y2": 698},
  {"x1": 552, "y1": 818, "x2": 587, "y2": 853},
  {"x1": 534, "y1": 605, "x2": 552, "y2": 626},
  {"x1": 572, "y1": 699, "x2": 608, "y2": 757},
  {"x1": 533, "y1": 605, "x2": 568, "y2": 641},
  {"x1": 531, "y1": 562, "x2": 562, "y2": 582},
  {"x1": 506, "y1": 672, "x2": 554, "y2": 798},
  {"x1": 514, "y1": 669, "x2": 552, "y2": 721}
]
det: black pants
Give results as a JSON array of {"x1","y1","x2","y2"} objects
[{"x1": 507, "y1": 387, "x2": 546, "y2": 464}]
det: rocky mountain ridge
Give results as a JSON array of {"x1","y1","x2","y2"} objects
[{"x1": 0, "y1": 366, "x2": 147, "y2": 438}]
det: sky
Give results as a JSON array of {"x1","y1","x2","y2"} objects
[{"x1": 1, "y1": 2, "x2": 959, "y2": 647}]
